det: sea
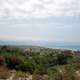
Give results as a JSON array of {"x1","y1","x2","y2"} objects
[
  {"x1": 46, "y1": 45, "x2": 80, "y2": 50},
  {"x1": 0, "y1": 40, "x2": 80, "y2": 50}
]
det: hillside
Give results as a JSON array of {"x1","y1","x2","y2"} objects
[{"x1": 0, "y1": 46, "x2": 80, "y2": 80}]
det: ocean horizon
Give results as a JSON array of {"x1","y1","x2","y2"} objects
[
  {"x1": 0, "y1": 40, "x2": 80, "y2": 50},
  {"x1": 46, "y1": 45, "x2": 80, "y2": 50}
]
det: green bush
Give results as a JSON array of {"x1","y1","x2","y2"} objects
[
  {"x1": 18, "y1": 60, "x2": 35, "y2": 74},
  {"x1": 48, "y1": 67, "x2": 62, "y2": 80}
]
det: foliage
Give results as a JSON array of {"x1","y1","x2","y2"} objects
[
  {"x1": 0, "y1": 45, "x2": 80, "y2": 80},
  {"x1": 57, "y1": 53, "x2": 68, "y2": 65},
  {"x1": 48, "y1": 67, "x2": 62, "y2": 80},
  {"x1": 18, "y1": 60, "x2": 35, "y2": 74},
  {"x1": 0, "y1": 56, "x2": 5, "y2": 65},
  {"x1": 5, "y1": 56, "x2": 21, "y2": 69}
]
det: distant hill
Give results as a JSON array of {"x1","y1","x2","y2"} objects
[{"x1": 0, "y1": 40, "x2": 80, "y2": 50}]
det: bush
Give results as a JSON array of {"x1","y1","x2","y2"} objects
[
  {"x1": 5, "y1": 56, "x2": 21, "y2": 69},
  {"x1": 18, "y1": 60, "x2": 35, "y2": 74},
  {"x1": 34, "y1": 64, "x2": 47, "y2": 75},
  {"x1": 48, "y1": 67, "x2": 62, "y2": 80},
  {"x1": 0, "y1": 56, "x2": 5, "y2": 65},
  {"x1": 33, "y1": 64, "x2": 48, "y2": 80},
  {"x1": 57, "y1": 54, "x2": 68, "y2": 65}
]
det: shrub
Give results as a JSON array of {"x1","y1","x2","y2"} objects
[
  {"x1": 0, "y1": 56, "x2": 5, "y2": 65},
  {"x1": 18, "y1": 61, "x2": 35, "y2": 74},
  {"x1": 48, "y1": 67, "x2": 62, "y2": 80},
  {"x1": 57, "y1": 54, "x2": 68, "y2": 65},
  {"x1": 5, "y1": 56, "x2": 21, "y2": 69}
]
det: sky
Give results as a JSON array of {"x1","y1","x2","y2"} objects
[{"x1": 0, "y1": 0, "x2": 80, "y2": 43}]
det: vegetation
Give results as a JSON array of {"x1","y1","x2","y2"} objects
[{"x1": 0, "y1": 45, "x2": 80, "y2": 80}]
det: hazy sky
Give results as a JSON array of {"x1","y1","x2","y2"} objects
[{"x1": 0, "y1": 0, "x2": 80, "y2": 42}]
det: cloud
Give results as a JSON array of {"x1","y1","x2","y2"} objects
[
  {"x1": 0, "y1": 16, "x2": 80, "y2": 42},
  {"x1": 0, "y1": 0, "x2": 80, "y2": 17}
]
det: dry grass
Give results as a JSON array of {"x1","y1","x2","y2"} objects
[
  {"x1": 0, "y1": 66, "x2": 11, "y2": 79},
  {"x1": 13, "y1": 71, "x2": 31, "y2": 80}
]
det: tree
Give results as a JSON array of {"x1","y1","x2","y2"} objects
[{"x1": 57, "y1": 54, "x2": 68, "y2": 65}]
